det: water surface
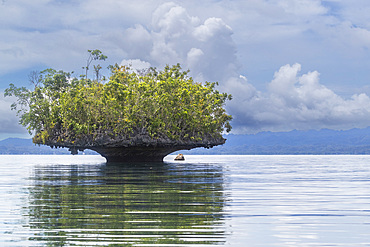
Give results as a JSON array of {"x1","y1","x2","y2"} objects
[{"x1": 1, "y1": 155, "x2": 370, "y2": 246}]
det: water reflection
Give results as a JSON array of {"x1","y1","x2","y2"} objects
[{"x1": 26, "y1": 161, "x2": 227, "y2": 246}]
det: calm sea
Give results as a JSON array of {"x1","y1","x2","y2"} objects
[{"x1": 1, "y1": 155, "x2": 370, "y2": 246}]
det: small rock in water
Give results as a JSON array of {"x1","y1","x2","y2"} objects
[{"x1": 174, "y1": 154, "x2": 185, "y2": 161}]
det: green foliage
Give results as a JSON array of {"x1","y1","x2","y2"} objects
[{"x1": 5, "y1": 63, "x2": 232, "y2": 145}]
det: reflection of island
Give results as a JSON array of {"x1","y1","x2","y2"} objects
[{"x1": 26, "y1": 162, "x2": 227, "y2": 246}]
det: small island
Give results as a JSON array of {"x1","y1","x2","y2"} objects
[{"x1": 5, "y1": 52, "x2": 232, "y2": 163}]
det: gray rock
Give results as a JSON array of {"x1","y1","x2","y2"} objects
[{"x1": 34, "y1": 127, "x2": 225, "y2": 163}]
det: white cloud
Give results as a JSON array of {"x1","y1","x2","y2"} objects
[
  {"x1": 0, "y1": 0, "x2": 159, "y2": 75},
  {"x1": 186, "y1": 48, "x2": 204, "y2": 69},
  {"x1": 151, "y1": 2, "x2": 199, "y2": 36},
  {"x1": 122, "y1": 24, "x2": 152, "y2": 60},
  {"x1": 119, "y1": 3, "x2": 238, "y2": 83},
  {"x1": 275, "y1": 0, "x2": 327, "y2": 16},
  {"x1": 120, "y1": 59, "x2": 151, "y2": 72},
  {"x1": 115, "y1": 2, "x2": 370, "y2": 134},
  {"x1": 193, "y1": 17, "x2": 232, "y2": 42},
  {"x1": 228, "y1": 64, "x2": 370, "y2": 133},
  {"x1": 0, "y1": 93, "x2": 29, "y2": 139}
]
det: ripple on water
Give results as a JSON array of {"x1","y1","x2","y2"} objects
[{"x1": 2, "y1": 155, "x2": 370, "y2": 246}]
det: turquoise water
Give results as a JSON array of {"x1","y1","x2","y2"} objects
[{"x1": 1, "y1": 155, "x2": 370, "y2": 246}]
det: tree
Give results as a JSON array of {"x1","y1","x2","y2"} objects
[
  {"x1": 82, "y1": 49, "x2": 107, "y2": 80},
  {"x1": 5, "y1": 60, "x2": 232, "y2": 162}
]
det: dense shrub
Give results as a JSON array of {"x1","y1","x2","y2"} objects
[{"x1": 5, "y1": 64, "x2": 232, "y2": 146}]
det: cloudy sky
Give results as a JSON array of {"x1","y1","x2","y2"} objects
[{"x1": 1, "y1": 0, "x2": 370, "y2": 139}]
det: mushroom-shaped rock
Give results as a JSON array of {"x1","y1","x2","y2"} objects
[{"x1": 33, "y1": 128, "x2": 225, "y2": 163}]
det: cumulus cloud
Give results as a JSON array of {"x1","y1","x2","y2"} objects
[
  {"x1": 229, "y1": 64, "x2": 370, "y2": 133},
  {"x1": 120, "y1": 59, "x2": 151, "y2": 72},
  {"x1": 119, "y1": 2, "x2": 237, "y2": 83},
  {"x1": 116, "y1": 2, "x2": 370, "y2": 134}
]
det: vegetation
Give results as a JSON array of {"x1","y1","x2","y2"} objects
[{"x1": 5, "y1": 52, "x2": 232, "y2": 151}]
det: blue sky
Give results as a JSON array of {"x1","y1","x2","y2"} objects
[{"x1": 1, "y1": 0, "x2": 370, "y2": 139}]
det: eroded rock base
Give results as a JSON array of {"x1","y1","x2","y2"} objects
[
  {"x1": 91, "y1": 146, "x2": 193, "y2": 163},
  {"x1": 35, "y1": 130, "x2": 226, "y2": 163}
]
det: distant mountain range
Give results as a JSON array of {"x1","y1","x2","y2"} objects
[
  {"x1": 1, "y1": 127, "x2": 370, "y2": 155},
  {"x1": 183, "y1": 127, "x2": 370, "y2": 155},
  {"x1": 0, "y1": 138, "x2": 96, "y2": 155}
]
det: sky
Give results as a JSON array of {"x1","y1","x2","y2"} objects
[{"x1": 1, "y1": 0, "x2": 370, "y2": 139}]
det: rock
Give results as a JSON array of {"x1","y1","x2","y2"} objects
[
  {"x1": 34, "y1": 127, "x2": 225, "y2": 163},
  {"x1": 174, "y1": 154, "x2": 185, "y2": 161}
]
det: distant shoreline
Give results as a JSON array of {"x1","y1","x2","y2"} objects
[{"x1": 2, "y1": 127, "x2": 370, "y2": 155}]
